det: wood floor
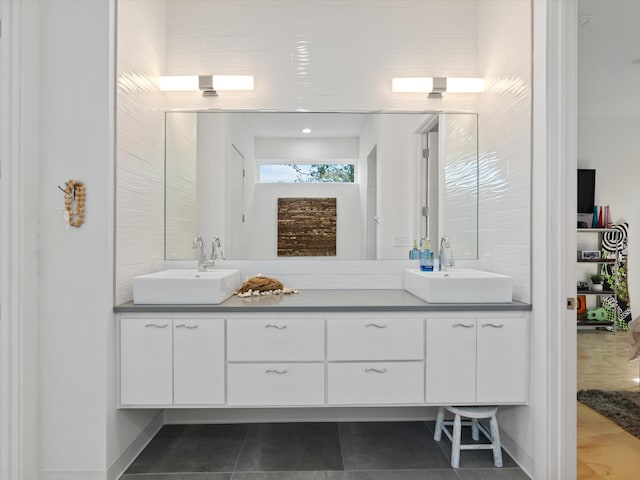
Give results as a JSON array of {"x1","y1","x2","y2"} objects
[{"x1": 577, "y1": 329, "x2": 640, "y2": 479}]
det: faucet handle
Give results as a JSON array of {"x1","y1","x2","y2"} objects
[{"x1": 213, "y1": 237, "x2": 225, "y2": 260}]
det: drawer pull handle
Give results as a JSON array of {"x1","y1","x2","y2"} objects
[
  {"x1": 175, "y1": 324, "x2": 199, "y2": 329},
  {"x1": 365, "y1": 323, "x2": 388, "y2": 328},
  {"x1": 365, "y1": 367, "x2": 387, "y2": 374},
  {"x1": 144, "y1": 323, "x2": 168, "y2": 328},
  {"x1": 265, "y1": 324, "x2": 287, "y2": 330},
  {"x1": 482, "y1": 323, "x2": 504, "y2": 328},
  {"x1": 265, "y1": 368, "x2": 288, "y2": 374},
  {"x1": 452, "y1": 323, "x2": 474, "y2": 328}
]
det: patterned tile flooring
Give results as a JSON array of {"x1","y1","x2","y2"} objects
[{"x1": 121, "y1": 421, "x2": 529, "y2": 480}]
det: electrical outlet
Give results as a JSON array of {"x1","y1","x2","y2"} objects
[{"x1": 392, "y1": 235, "x2": 410, "y2": 247}]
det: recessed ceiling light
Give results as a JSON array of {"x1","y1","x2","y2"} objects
[{"x1": 302, "y1": 128, "x2": 311, "y2": 134}]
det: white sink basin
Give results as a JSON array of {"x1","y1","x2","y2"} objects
[
  {"x1": 404, "y1": 268, "x2": 513, "y2": 304},
  {"x1": 133, "y1": 269, "x2": 241, "y2": 304}
]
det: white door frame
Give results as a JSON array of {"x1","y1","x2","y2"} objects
[
  {"x1": 0, "y1": 3, "x2": 22, "y2": 478},
  {"x1": 532, "y1": 0, "x2": 578, "y2": 478},
  {"x1": 1, "y1": 1, "x2": 40, "y2": 478}
]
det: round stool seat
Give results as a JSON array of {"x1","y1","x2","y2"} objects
[{"x1": 446, "y1": 406, "x2": 498, "y2": 419}]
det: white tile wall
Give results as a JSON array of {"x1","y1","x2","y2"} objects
[
  {"x1": 116, "y1": 0, "x2": 167, "y2": 304},
  {"x1": 162, "y1": 0, "x2": 482, "y2": 112},
  {"x1": 477, "y1": 0, "x2": 532, "y2": 303}
]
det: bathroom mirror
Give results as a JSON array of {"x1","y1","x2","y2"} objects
[{"x1": 165, "y1": 111, "x2": 478, "y2": 261}]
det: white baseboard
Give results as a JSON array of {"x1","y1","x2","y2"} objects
[
  {"x1": 106, "y1": 411, "x2": 164, "y2": 480},
  {"x1": 498, "y1": 425, "x2": 533, "y2": 478},
  {"x1": 39, "y1": 471, "x2": 108, "y2": 480}
]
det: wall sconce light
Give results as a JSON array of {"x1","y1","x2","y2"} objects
[
  {"x1": 391, "y1": 77, "x2": 485, "y2": 98},
  {"x1": 159, "y1": 75, "x2": 254, "y2": 96}
]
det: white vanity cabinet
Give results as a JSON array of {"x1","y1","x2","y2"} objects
[
  {"x1": 118, "y1": 308, "x2": 529, "y2": 409},
  {"x1": 327, "y1": 316, "x2": 424, "y2": 405},
  {"x1": 226, "y1": 317, "x2": 325, "y2": 405},
  {"x1": 119, "y1": 317, "x2": 225, "y2": 407},
  {"x1": 425, "y1": 314, "x2": 529, "y2": 404}
]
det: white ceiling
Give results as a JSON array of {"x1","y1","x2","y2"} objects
[
  {"x1": 578, "y1": 0, "x2": 640, "y2": 117},
  {"x1": 241, "y1": 112, "x2": 369, "y2": 138}
]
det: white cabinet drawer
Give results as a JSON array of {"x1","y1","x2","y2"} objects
[
  {"x1": 227, "y1": 318, "x2": 324, "y2": 361},
  {"x1": 328, "y1": 362, "x2": 424, "y2": 405},
  {"x1": 227, "y1": 363, "x2": 324, "y2": 406},
  {"x1": 327, "y1": 317, "x2": 423, "y2": 361}
]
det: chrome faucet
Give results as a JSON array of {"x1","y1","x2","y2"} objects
[
  {"x1": 192, "y1": 235, "x2": 215, "y2": 271},
  {"x1": 439, "y1": 235, "x2": 455, "y2": 271},
  {"x1": 213, "y1": 236, "x2": 225, "y2": 260}
]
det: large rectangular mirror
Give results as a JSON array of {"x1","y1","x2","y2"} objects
[{"x1": 165, "y1": 111, "x2": 478, "y2": 261}]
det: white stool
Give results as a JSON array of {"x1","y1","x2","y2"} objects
[{"x1": 433, "y1": 405, "x2": 503, "y2": 468}]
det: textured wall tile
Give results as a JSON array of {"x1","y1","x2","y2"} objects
[{"x1": 115, "y1": 1, "x2": 167, "y2": 305}]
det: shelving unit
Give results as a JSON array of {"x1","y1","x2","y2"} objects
[{"x1": 576, "y1": 228, "x2": 620, "y2": 329}]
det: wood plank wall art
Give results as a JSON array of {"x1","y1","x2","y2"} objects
[{"x1": 277, "y1": 197, "x2": 337, "y2": 257}]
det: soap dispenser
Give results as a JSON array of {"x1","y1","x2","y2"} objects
[
  {"x1": 420, "y1": 238, "x2": 434, "y2": 271},
  {"x1": 409, "y1": 240, "x2": 420, "y2": 260}
]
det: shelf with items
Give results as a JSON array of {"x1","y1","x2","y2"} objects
[
  {"x1": 576, "y1": 228, "x2": 620, "y2": 330},
  {"x1": 576, "y1": 259, "x2": 616, "y2": 264},
  {"x1": 578, "y1": 290, "x2": 615, "y2": 296}
]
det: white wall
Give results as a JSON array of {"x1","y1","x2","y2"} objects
[
  {"x1": 246, "y1": 183, "x2": 364, "y2": 259},
  {"x1": 195, "y1": 113, "x2": 228, "y2": 255},
  {"x1": 115, "y1": 0, "x2": 168, "y2": 305},
  {"x1": 256, "y1": 138, "x2": 359, "y2": 162},
  {"x1": 247, "y1": 136, "x2": 363, "y2": 258},
  {"x1": 36, "y1": 0, "x2": 115, "y2": 477},
  {"x1": 375, "y1": 115, "x2": 427, "y2": 259},
  {"x1": 578, "y1": 118, "x2": 639, "y2": 319},
  {"x1": 165, "y1": 113, "x2": 198, "y2": 259}
]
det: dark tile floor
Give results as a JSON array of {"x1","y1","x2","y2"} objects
[{"x1": 121, "y1": 421, "x2": 530, "y2": 480}]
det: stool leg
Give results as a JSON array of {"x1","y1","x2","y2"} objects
[
  {"x1": 451, "y1": 414, "x2": 461, "y2": 468},
  {"x1": 489, "y1": 415, "x2": 503, "y2": 468},
  {"x1": 471, "y1": 418, "x2": 479, "y2": 441},
  {"x1": 434, "y1": 406, "x2": 445, "y2": 441}
]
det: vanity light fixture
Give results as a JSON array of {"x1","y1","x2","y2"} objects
[
  {"x1": 302, "y1": 128, "x2": 312, "y2": 134},
  {"x1": 159, "y1": 75, "x2": 254, "y2": 96},
  {"x1": 391, "y1": 77, "x2": 485, "y2": 98}
]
